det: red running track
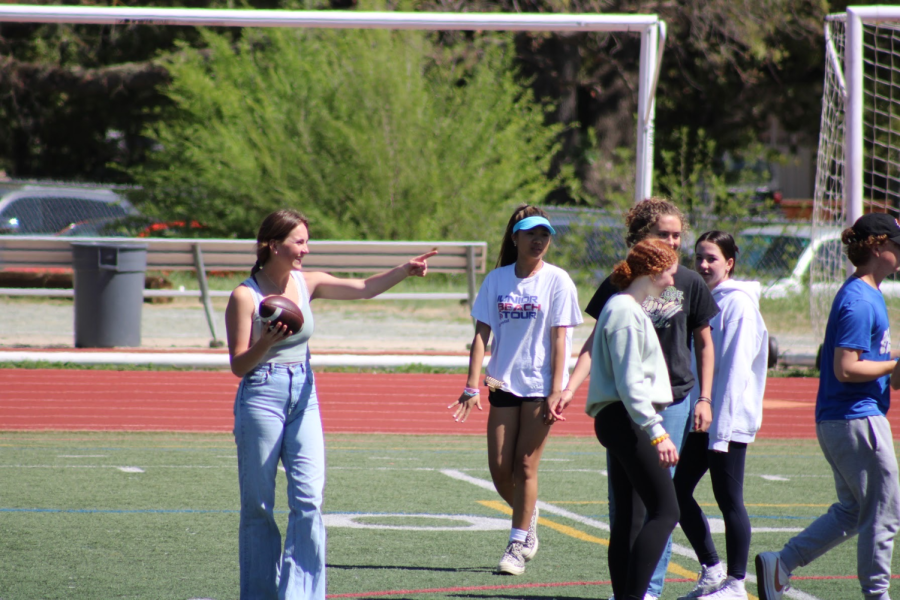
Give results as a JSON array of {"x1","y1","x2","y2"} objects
[{"x1": 2, "y1": 369, "x2": 900, "y2": 439}]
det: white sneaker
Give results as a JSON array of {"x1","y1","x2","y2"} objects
[
  {"x1": 677, "y1": 563, "x2": 727, "y2": 599},
  {"x1": 522, "y1": 506, "x2": 539, "y2": 562},
  {"x1": 697, "y1": 577, "x2": 748, "y2": 600},
  {"x1": 497, "y1": 541, "x2": 526, "y2": 575},
  {"x1": 755, "y1": 551, "x2": 791, "y2": 600}
]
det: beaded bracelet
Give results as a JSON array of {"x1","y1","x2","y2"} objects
[
  {"x1": 650, "y1": 433, "x2": 670, "y2": 446},
  {"x1": 462, "y1": 387, "x2": 480, "y2": 398}
]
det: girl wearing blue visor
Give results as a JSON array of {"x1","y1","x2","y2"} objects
[{"x1": 450, "y1": 205, "x2": 582, "y2": 575}]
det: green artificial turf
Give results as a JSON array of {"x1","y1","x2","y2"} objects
[{"x1": 0, "y1": 432, "x2": 896, "y2": 599}]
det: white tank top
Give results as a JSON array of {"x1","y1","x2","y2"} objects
[{"x1": 242, "y1": 270, "x2": 314, "y2": 364}]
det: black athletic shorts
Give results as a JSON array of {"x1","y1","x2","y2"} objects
[{"x1": 488, "y1": 388, "x2": 546, "y2": 408}]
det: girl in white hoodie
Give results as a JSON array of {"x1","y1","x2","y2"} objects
[{"x1": 673, "y1": 231, "x2": 768, "y2": 600}]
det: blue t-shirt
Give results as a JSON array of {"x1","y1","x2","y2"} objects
[{"x1": 817, "y1": 276, "x2": 892, "y2": 422}]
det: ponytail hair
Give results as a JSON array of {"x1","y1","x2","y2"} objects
[
  {"x1": 610, "y1": 239, "x2": 678, "y2": 290},
  {"x1": 251, "y1": 209, "x2": 310, "y2": 275},
  {"x1": 842, "y1": 227, "x2": 888, "y2": 267},
  {"x1": 496, "y1": 204, "x2": 551, "y2": 268},
  {"x1": 696, "y1": 230, "x2": 739, "y2": 276}
]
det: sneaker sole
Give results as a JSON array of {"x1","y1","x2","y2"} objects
[{"x1": 497, "y1": 562, "x2": 525, "y2": 576}]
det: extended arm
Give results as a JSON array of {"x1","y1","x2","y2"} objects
[
  {"x1": 305, "y1": 250, "x2": 437, "y2": 301},
  {"x1": 547, "y1": 324, "x2": 594, "y2": 422}
]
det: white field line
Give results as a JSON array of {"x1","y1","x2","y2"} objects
[
  {"x1": 57, "y1": 455, "x2": 108, "y2": 458},
  {"x1": 0, "y1": 465, "x2": 234, "y2": 469},
  {"x1": 330, "y1": 466, "x2": 609, "y2": 474},
  {"x1": 439, "y1": 468, "x2": 821, "y2": 600}
]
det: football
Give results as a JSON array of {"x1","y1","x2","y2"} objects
[{"x1": 258, "y1": 295, "x2": 304, "y2": 334}]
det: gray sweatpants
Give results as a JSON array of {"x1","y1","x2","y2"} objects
[{"x1": 779, "y1": 416, "x2": 900, "y2": 600}]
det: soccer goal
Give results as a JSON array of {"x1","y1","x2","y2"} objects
[
  {"x1": 0, "y1": 5, "x2": 665, "y2": 204},
  {"x1": 812, "y1": 6, "x2": 900, "y2": 338}
]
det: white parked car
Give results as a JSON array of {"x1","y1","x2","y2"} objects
[{"x1": 738, "y1": 224, "x2": 900, "y2": 299}]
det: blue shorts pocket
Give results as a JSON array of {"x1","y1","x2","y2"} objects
[{"x1": 244, "y1": 367, "x2": 270, "y2": 387}]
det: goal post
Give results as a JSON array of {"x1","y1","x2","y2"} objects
[
  {"x1": 811, "y1": 7, "x2": 900, "y2": 338},
  {"x1": 0, "y1": 4, "x2": 665, "y2": 204}
]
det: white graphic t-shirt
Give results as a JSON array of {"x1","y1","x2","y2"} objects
[{"x1": 472, "y1": 262, "x2": 583, "y2": 397}]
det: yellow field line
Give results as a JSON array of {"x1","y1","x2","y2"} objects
[
  {"x1": 478, "y1": 500, "x2": 610, "y2": 547},
  {"x1": 477, "y1": 500, "x2": 758, "y2": 600}
]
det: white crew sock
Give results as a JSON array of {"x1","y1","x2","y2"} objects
[{"x1": 509, "y1": 528, "x2": 527, "y2": 543}]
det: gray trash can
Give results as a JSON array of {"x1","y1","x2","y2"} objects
[{"x1": 72, "y1": 242, "x2": 148, "y2": 348}]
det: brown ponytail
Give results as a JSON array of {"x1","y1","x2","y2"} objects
[
  {"x1": 251, "y1": 209, "x2": 310, "y2": 275},
  {"x1": 496, "y1": 204, "x2": 551, "y2": 268},
  {"x1": 842, "y1": 227, "x2": 888, "y2": 267}
]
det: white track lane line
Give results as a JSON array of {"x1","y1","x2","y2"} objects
[{"x1": 439, "y1": 469, "x2": 821, "y2": 600}]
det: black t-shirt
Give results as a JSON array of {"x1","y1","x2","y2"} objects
[{"x1": 585, "y1": 264, "x2": 719, "y2": 402}]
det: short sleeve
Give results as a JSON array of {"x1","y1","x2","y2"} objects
[
  {"x1": 687, "y1": 271, "x2": 720, "y2": 332},
  {"x1": 835, "y1": 298, "x2": 876, "y2": 351},
  {"x1": 551, "y1": 272, "x2": 583, "y2": 327},
  {"x1": 471, "y1": 272, "x2": 494, "y2": 325},
  {"x1": 585, "y1": 276, "x2": 618, "y2": 320}
]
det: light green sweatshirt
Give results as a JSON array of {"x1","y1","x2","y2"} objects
[{"x1": 585, "y1": 293, "x2": 673, "y2": 440}]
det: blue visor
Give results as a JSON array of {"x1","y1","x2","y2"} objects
[{"x1": 512, "y1": 216, "x2": 556, "y2": 235}]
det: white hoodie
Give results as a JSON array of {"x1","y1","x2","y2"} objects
[{"x1": 694, "y1": 279, "x2": 769, "y2": 452}]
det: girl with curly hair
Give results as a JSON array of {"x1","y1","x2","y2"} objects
[{"x1": 548, "y1": 197, "x2": 719, "y2": 600}]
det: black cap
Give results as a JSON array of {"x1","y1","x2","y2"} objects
[{"x1": 851, "y1": 212, "x2": 900, "y2": 244}]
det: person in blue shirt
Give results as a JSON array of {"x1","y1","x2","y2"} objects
[{"x1": 755, "y1": 212, "x2": 900, "y2": 600}]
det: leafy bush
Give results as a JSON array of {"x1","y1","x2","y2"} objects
[{"x1": 132, "y1": 23, "x2": 567, "y2": 242}]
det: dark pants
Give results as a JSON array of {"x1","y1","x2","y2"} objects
[
  {"x1": 595, "y1": 402, "x2": 679, "y2": 600},
  {"x1": 674, "y1": 431, "x2": 751, "y2": 579}
]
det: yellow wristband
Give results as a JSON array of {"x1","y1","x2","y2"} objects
[{"x1": 650, "y1": 433, "x2": 670, "y2": 446}]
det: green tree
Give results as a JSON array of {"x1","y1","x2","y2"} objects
[{"x1": 132, "y1": 26, "x2": 565, "y2": 240}]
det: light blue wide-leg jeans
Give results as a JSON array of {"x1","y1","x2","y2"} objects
[
  {"x1": 608, "y1": 397, "x2": 692, "y2": 598},
  {"x1": 234, "y1": 361, "x2": 326, "y2": 600}
]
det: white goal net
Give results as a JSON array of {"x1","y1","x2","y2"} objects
[{"x1": 812, "y1": 9, "x2": 900, "y2": 340}]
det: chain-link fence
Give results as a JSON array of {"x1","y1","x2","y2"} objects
[{"x1": 546, "y1": 206, "x2": 825, "y2": 292}]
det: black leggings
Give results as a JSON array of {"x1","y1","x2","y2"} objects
[
  {"x1": 594, "y1": 402, "x2": 679, "y2": 600},
  {"x1": 673, "y1": 432, "x2": 751, "y2": 579}
]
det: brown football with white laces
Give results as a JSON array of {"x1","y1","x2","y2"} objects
[{"x1": 259, "y1": 295, "x2": 304, "y2": 334}]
